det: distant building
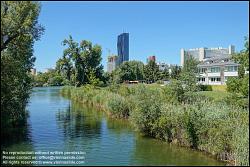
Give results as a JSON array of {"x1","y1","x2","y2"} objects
[
  {"x1": 197, "y1": 56, "x2": 239, "y2": 85},
  {"x1": 30, "y1": 68, "x2": 36, "y2": 75},
  {"x1": 147, "y1": 55, "x2": 156, "y2": 63},
  {"x1": 181, "y1": 45, "x2": 238, "y2": 85},
  {"x1": 107, "y1": 55, "x2": 118, "y2": 73},
  {"x1": 180, "y1": 45, "x2": 235, "y2": 67},
  {"x1": 117, "y1": 33, "x2": 129, "y2": 65},
  {"x1": 45, "y1": 68, "x2": 54, "y2": 73},
  {"x1": 157, "y1": 62, "x2": 179, "y2": 74}
]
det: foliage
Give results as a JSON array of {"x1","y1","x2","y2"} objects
[
  {"x1": 111, "y1": 60, "x2": 145, "y2": 83},
  {"x1": 1, "y1": 1, "x2": 44, "y2": 132},
  {"x1": 170, "y1": 65, "x2": 181, "y2": 79},
  {"x1": 61, "y1": 36, "x2": 103, "y2": 87},
  {"x1": 180, "y1": 55, "x2": 199, "y2": 92},
  {"x1": 60, "y1": 84, "x2": 249, "y2": 165},
  {"x1": 144, "y1": 60, "x2": 160, "y2": 83},
  {"x1": 163, "y1": 79, "x2": 184, "y2": 103},
  {"x1": 199, "y1": 85, "x2": 213, "y2": 91},
  {"x1": 33, "y1": 69, "x2": 67, "y2": 86},
  {"x1": 1, "y1": 1, "x2": 44, "y2": 51},
  {"x1": 227, "y1": 37, "x2": 249, "y2": 98},
  {"x1": 159, "y1": 68, "x2": 170, "y2": 81}
]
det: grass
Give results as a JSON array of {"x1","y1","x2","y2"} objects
[
  {"x1": 197, "y1": 91, "x2": 229, "y2": 102},
  {"x1": 211, "y1": 85, "x2": 227, "y2": 92}
]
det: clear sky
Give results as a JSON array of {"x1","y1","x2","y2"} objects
[{"x1": 34, "y1": 1, "x2": 249, "y2": 72}]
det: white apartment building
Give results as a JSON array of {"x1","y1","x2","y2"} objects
[{"x1": 181, "y1": 45, "x2": 239, "y2": 85}]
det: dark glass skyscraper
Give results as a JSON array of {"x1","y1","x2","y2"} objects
[{"x1": 117, "y1": 33, "x2": 129, "y2": 65}]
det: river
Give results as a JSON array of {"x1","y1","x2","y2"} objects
[{"x1": 2, "y1": 87, "x2": 225, "y2": 166}]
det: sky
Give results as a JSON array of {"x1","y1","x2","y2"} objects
[{"x1": 34, "y1": 1, "x2": 249, "y2": 72}]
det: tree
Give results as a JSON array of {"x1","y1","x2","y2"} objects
[
  {"x1": 170, "y1": 65, "x2": 181, "y2": 79},
  {"x1": 227, "y1": 36, "x2": 249, "y2": 97},
  {"x1": 233, "y1": 36, "x2": 249, "y2": 73},
  {"x1": 144, "y1": 60, "x2": 160, "y2": 83},
  {"x1": 111, "y1": 60, "x2": 144, "y2": 83},
  {"x1": 55, "y1": 56, "x2": 73, "y2": 81},
  {"x1": 1, "y1": 1, "x2": 44, "y2": 131},
  {"x1": 180, "y1": 55, "x2": 199, "y2": 92},
  {"x1": 159, "y1": 68, "x2": 170, "y2": 81},
  {"x1": 1, "y1": 1, "x2": 44, "y2": 51},
  {"x1": 61, "y1": 36, "x2": 103, "y2": 87}
]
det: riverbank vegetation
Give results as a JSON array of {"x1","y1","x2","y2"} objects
[
  {"x1": 1, "y1": 1, "x2": 44, "y2": 136},
  {"x1": 61, "y1": 83, "x2": 248, "y2": 166},
  {"x1": 60, "y1": 37, "x2": 249, "y2": 166}
]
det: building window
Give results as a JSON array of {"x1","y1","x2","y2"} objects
[
  {"x1": 208, "y1": 67, "x2": 220, "y2": 73},
  {"x1": 198, "y1": 78, "x2": 205, "y2": 82},
  {"x1": 210, "y1": 77, "x2": 221, "y2": 82},
  {"x1": 199, "y1": 68, "x2": 207, "y2": 73},
  {"x1": 225, "y1": 66, "x2": 238, "y2": 72}
]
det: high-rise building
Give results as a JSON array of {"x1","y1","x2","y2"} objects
[
  {"x1": 107, "y1": 55, "x2": 118, "y2": 73},
  {"x1": 117, "y1": 33, "x2": 129, "y2": 65}
]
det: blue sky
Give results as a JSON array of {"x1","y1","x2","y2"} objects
[{"x1": 34, "y1": 1, "x2": 249, "y2": 72}]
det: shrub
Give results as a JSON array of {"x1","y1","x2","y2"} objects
[
  {"x1": 199, "y1": 84, "x2": 212, "y2": 91},
  {"x1": 106, "y1": 93, "x2": 129, "y2": 118},
  {"x1": 226, "y1": 77, "x2": 240, "y2": 93},
  {"x1": 163, "y1": 79, "x2": 184, "y2": 103}
]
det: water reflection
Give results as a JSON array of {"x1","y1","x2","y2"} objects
[
  {"x1": 1, "y1": 119, "x2": 33, "y2": 149},
  {"x1": 55, "y1": 102, "x2": 102, "y2": 140}
]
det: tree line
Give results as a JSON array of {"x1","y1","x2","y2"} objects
[{"x1": 33, "y1": 38, "x2": 183, "y2": 87}]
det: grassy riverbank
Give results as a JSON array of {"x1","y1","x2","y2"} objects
[{"x1": 60, "y1": 84, "x2": 249, "y2": 166}]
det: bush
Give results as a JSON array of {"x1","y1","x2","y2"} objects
[
  {"x1": 199, "y1": 84, "x2": 212, "y2": 91},
  {"x1": 226, "y1": 77, "x2": 240, "y2": 93},
  {"x1": 106, "y1": 93, "x2": 129, "y2": 118},
  {"x1": 240, "y1": 74, "x2": 249, "y2": 97},
  {"x1": 163, "y1": 79, "x2": 184, "y2": 103},
  {"x1": 224, "y1": 93, "x2": 249, "y2": 109}
]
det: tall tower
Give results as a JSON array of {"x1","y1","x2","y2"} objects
[{"x1": 117, "y1": 33, "x2": 129, "y2": 65}]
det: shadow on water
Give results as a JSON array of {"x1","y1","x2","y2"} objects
[{"x1": 1, "y1": 112, "x2": 34, "y2": 166}]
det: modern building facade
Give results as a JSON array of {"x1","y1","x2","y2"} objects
[
  {"x1": 180, "y1": 45, "x2": 235, "y2": 67},
  {"x1": 107, "y1": 55, "x2": 118, "y2": 73},
  {"x1": 117, "y1": 33, "x2": 129, "y2": 65},
  {"x1": 180, "y1": 45, "x2": 238, "y2": 85},
  {"x1": 197, "y1": 56, "x2": 239, "y2": 85}
]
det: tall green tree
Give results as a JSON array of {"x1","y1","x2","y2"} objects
[
  {"x1": 159, "y1": 68, "x2": 170, "y2": 80},
  {"x1": 1, "y1": 1, "x2": 44, "y2": 51},
  {"x1": 180, "y1": 55, "x2": 199, "y2": 92},
  {"x1": 111, "y1": 60, "x2": 144, "y2": 83},
  {"x1": 62, "y1": 36, "x2": 103, "y2": 87},
  {"x1": 55, "y1": 56, "x2": 73, "y2": 81},
  {"x1": 144, "y1": 60, "x2": 160, "y2": 83},
  {"x1": 1, "y1": 1, "x2": 44, "y2": 130},
  {"x1": 170, "y1": 65, "x2": 182, "y2": 79},
  {"x1": 227, "y1": 36, "x2": 249, "y2": 97}
]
